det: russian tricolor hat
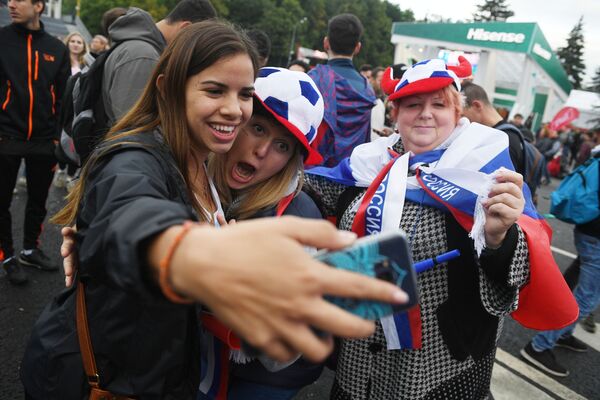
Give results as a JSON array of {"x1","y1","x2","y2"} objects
[
  {"x1": 382, "y1": 56, "x2": 472, "y2": 101},
  {"x1": 254, "y1": 67, "x2": 324, "y2": 165}
]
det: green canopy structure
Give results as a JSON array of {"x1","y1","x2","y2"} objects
[{"x1": 391, "y1": 21, "x2": 572, "y2": 132}]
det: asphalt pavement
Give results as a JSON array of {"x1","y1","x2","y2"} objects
[{"x1": 0, "y1": 175, "x2": 598, "y2": 399}]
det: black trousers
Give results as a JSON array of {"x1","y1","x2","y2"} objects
[{"x1": 0, "y1": 153, "x2": 56, "y2": 259}]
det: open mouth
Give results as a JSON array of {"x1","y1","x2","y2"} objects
[{"x1": 231, "y1": 161, "x2": 256, "y2": 184}]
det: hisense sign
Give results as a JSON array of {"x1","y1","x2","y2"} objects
[{"x1": 466, "y1": 28, "x2": 526, "y2": 44}]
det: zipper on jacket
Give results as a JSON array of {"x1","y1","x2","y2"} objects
[
  {"x1": 27, "y1": 34, "x2": 34, "y2": 140},
  {"x1": 1, "y1": 80, "x2": 10, "y2": 111},
  {"x1": 50, "y1": 85, "x2": 55, "y2": 114},
  {"x1": 34, "y1": 50, "x2": 39, "y2": 81}
]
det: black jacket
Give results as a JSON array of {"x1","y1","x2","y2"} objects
[
  {"x1": 0, "y1": 22, "x2": 70, "y2": 154},
  {"x1": 493, "y1": 120, "x2": 524, "y2": 176},
  {"x1": 21, "y1": 131, "x2": 201, "y2": 399}
]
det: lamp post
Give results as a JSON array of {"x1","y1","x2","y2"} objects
[{"x1": 287, "y1": 17, "x2": 307, "y2": 65}]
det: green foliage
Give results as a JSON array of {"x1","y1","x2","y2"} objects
[
  {"x1": 384, "y1": 0, "x2": 414, "y2": 23},
  {"x1": 588, "y1": 67, "x2": 600, "y2": 93},
  {"x1": 256, "y1": 0, "x2": 305, "y2": 66},
  {"x1": 78, "y1": 0, "x2": 168, "y2": 35},
  {"x1": 75, "y1": 0, "x2": 415, "y2": 67},
  {"x1": 250, "y1": 0, "x2": 414, "y2": 68},
  {"x1": 556, "y1": 17, "x2": 586, "y2": 90},
  {"x1": 208, "y1": 0, "x2": 416, "y2": 67},
  {"x1": 473, "y1": 0, "x2": 514, "y2": 21}
]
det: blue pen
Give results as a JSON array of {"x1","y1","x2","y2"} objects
[{"x1": 413, "y1": 249, "x2": 461, "y2": 274}]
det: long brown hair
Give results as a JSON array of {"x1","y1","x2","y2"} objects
[{"x1": 53, "y1": 20, "x2": 259, "y2": 225}]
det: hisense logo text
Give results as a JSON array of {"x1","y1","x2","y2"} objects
[{"x1": 466, "y1": 28, "x2": 526, "y2": 44}]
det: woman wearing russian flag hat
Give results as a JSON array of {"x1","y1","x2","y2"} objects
[{"x1": 306, "y1": 57, "x2": 577, "y2": 399}]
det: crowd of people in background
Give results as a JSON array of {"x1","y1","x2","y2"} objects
[{"x1": 0, "y1": 0, "x2": 598, "y2": 399}]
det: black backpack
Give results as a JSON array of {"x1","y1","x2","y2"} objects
[
  {"x1": 496, "y1": 122, "x2": 544, "y2": 196},
  {"x1": 55, "y1": 47, "x2": 118, "y2": 167}
]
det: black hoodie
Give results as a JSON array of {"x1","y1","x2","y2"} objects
[{"x1": 0, "y1": 21, "x2": 70, "y2": 154}]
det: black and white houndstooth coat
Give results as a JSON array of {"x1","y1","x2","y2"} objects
[{"x1": 305, "y1": 142, "x2": 530, "y2": 400}]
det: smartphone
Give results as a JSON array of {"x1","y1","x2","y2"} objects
[{"x1": 315, "y1": 231, "x2": 418, "y2": 320}]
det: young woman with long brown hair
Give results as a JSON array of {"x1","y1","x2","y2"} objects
[{"x1": 20, "y1": 21, "x2": 408, "y2": 399}]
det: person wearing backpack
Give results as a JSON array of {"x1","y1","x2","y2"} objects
[
  {"x1": 0, "y1": 0, "x2": 70, "y2": 284},
  {"x1": 103, "y1": 0, "x2": 217, "y2": 125},
  {"x1": 510, "y1": 113, "x2": 534, "y2": 143},
  {"x1": 55, "y1": 0, "x2": 218, "y2": 168},
  {"x1": 461, "y1": 82, "x2": 544, "y2": 199},
  {"x1": 520, "y1": 145, "x2": 600, "y2": 377},
  {"x1": 536, "y1": 125, "x2": 561, "y2": 184}
]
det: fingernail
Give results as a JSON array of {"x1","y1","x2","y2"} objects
[
  {"x1": 338, "y1": 231, "x2": 357, "y2": 242},
  {"x1": 392, "y1": 290, "x2": 409, "y2": 303}
]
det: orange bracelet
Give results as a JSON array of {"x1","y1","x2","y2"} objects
[{"x1": 159, "y1": 221, "x2": 195, "y2": 304}]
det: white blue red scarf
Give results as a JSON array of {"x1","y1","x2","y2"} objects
[
  {"x1": 307, "y1": 118, "x2": 578, "y2": 350},
  {"x1": 198, "y1": 186, "x2": 300, "y2": 399}
]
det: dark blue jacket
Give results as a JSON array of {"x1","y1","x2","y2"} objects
[{"x1": 228, "y1": 191, "x2": 325, "y2": 389}]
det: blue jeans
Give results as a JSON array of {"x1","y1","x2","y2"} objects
[{"x1": 532, "y1": 230, "x2": 600, "y2": 351}]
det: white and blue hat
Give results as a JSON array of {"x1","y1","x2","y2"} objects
[{"x1": 254, "y1": 67, "x2": 324, "y2": 165}]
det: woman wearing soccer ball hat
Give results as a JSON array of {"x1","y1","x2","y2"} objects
[
  {"x1": 198, "y1": 67, "x2": 330, "y2": 400},
  {"x1": 305, "y1": 56, "x2": 577, "y2": 399},
  {"x1": 208, "y1": 66, "x2": 324, "y2": 221}
]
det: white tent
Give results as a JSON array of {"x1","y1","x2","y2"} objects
[{"x1": 564, "y1": 90, "x2": 600, "y2": 129}]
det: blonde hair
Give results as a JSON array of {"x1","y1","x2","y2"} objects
[
  {"x1": 208, "y1": 149, "x2": 304, "y2": 220},
  {"x1": 64, "y1": 32, "x2": 88, "y2": 67},
  {"x1": 52, "y1": 21, "x2": 259, "y2": 226}
]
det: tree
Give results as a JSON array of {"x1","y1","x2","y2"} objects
[
  {"x1": 473, "y1": 0, "x2": 514, "y2": 22},
  {"x1": 78, "y1": 0, "x2": 168, "y2": 35},
  {"x1": 256, "y1": 0, "x2": 306, "y2": 66},
  {"x1": 585, "y1": 67, "x2": 600, "y2": 129},
  {"x1": 75, "y1": 0, "x2": 415, "y2": 68},
  {"x1": 296, "y1": 0, "x2": 414, "y2": 68},
  {"x1": 384, "y1": 0, "x2": 414, "y2": 22},
  {"x1": 586, "y1": 67, "x2": 600, "y2": 93},
  {"x1": 556, "y1": 17, "x2": 586, "y2": 90}
]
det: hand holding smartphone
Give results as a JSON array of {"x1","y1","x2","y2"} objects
[{"x1": 314, "y1": 231, "x2": 418, "y2": 320}]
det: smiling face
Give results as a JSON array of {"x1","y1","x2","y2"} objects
[
  {"x1": 185, "y1": 53, "x2": 255, "y2": 159},
  {"x1": 394, "y1": 89, "x2": 459, "y2": 154},
  {"x1": 224, "y1": 113, "x2": 298, "y2": 190},
  {"x1": 68, "y1": 34, "x2": 85, "y2": 56}
]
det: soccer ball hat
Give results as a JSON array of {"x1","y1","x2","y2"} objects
[
  {"x1": 381, "y1": 56, "x2": 472, "y2": 101},
  {"x1": 253, "y1": 67, "x2": 324, "y2": 165}
]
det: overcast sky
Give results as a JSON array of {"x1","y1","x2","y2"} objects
[{"x1": 392, "y1": 0, "x2": 600, "y2": 86}]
